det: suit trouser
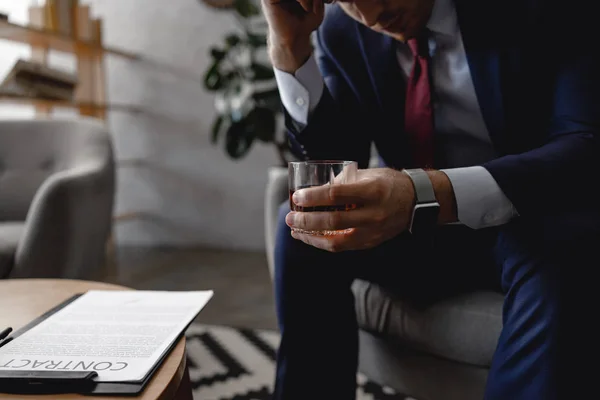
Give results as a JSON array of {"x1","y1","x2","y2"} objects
[{"x1": 272, "y1": 202, "x2": 596, "y2": 400}]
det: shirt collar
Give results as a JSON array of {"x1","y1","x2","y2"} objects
[{"x1": 426, "y1": 0, "x2": 458, "y2": 37}]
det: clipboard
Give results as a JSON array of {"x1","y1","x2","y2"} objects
[{"x1": 0, "y1": 293, "x2": 191, "y2": 396}]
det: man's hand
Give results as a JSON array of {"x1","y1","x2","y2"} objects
[
  {"x1": 286, "y1": 168, "x2": 457, "y2": 252},
  {"x1": 262, "y1": 0, "x2": 325, "y2": 73},
  {"x1": 287, "y1": 168, "x2": 414, "y2": 252}
]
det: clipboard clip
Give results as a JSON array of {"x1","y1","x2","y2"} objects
[{"x1": 0, "y1": 370, "x2": 98, "y2": 394}]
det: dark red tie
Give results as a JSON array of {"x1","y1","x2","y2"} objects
[{"x1": 405, "y1": 34, "x2": 434, "y2": 169}]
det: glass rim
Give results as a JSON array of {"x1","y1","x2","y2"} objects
[{"x1": 288, "y1": 160, "x2": 357, "y2": 166}]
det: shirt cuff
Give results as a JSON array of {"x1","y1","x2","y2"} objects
[
  {"x1": 441, "y1": 166, "x2": 518, "y2": 229},
  {"x1": 273, "y1": 54, "x2": 324, "y2": 125}
]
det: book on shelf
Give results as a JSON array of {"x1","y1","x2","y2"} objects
[
  {"x1": 45, "y1": 0, "x2": 79, "y2": 36},
  {"x1": 0, "y1": 59, "x2": 78, "y2": 101}
]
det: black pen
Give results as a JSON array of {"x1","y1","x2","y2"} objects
[
  {"x1": 0, "y1": 327, "x2": 11, "y2": 341},
  {"x1": 0, "y1": 337, "x2": 12, "y2": 348}
]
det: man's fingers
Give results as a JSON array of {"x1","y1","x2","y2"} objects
[
  {"x1": 292, "y1": 180, "x2": 377, "y2": 207},
  {"x1": 286, "y1": 209, "x2": 375, "y2": 231},
  {"x1": 331, "y1": 163, "x2": 358, "y2": 185},
  {"x1": 291, "y1": 230, "x2": 353, "y2": 252},
  {"x1": 290, "y1": 228, "x2": 379, "y2": 252}
]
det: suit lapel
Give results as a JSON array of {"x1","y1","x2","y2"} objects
[
  {"x1": 357, "y1": 25, "x2": 411, "y2": 168},
  {"x1": 454, "y1": 0, "x2": 506, "y2": 154},
  {"x1": 357, "y1": 27, "x2": 402, "y2": 110}
]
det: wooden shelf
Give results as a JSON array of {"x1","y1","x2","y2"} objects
[
  {"x1": 0, "y1": 19, "x2": 138, "y2": 59},
  {"x1": 0, "y1": 93, "x2": 142, "y2": 113},
  {"x1": 113, "y1": 212, "x2": 145, "y2": 222}
]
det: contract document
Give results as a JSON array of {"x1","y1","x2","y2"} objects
[{"x1": 0, "y1": 290, "x2": 213, "y2": 382}]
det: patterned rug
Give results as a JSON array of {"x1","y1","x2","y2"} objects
[{"x1": 185, "y1": 324, "x2": 412, "y2": 400}]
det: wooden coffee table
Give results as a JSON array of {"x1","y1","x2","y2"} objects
[{"x1": 0, "y1": 279, "x2": 193, "y2": 400}]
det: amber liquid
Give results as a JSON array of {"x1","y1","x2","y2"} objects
[
  {"x1": 289, "y1": 189, "x2": 357, "y2": 212},
  {"x1": 289, "y1": 189, "x2": 357, "y2": 236}
]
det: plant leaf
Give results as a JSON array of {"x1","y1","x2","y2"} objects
[
  {"x1": 211, "y1": 115, "x2": 224, "y2": 144},
  {"x1": 251, "y1": 63, "x2": 275, "y2": 80},
  {"x1": 204, "y1": 62, "x2": 224, "y2": 91},
  {"x1": 246, "y1": 32, "x2": 267, "y2": 47},
  {"x1": 225, "y1": 34, "x2": 241, "y2": 48},
  {"x1": 245, "y1": 107, "x2": 276, "y2": 142},
  {"x1": 210, "y1": 47, "x2": 227, "y2": 61},
  {"x1": 233, "y1": 0, "x2": 260, "y2": 17},
  {"x1": 225, "y1": 119, "x2": 254, "y2": 159}
]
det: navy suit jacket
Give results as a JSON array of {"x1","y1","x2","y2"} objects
[{"x1": 284, "y1": 0, "x2": 600, "y2": 243}]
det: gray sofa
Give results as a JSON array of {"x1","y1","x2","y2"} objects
[
  {"x1": 0, "y1": 118, "x2": 115, "y2": 280},
  {"x1": 265, "y1": 166, "x2": 504, "y2": 400}
]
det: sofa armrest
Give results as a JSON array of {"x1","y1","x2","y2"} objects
[
  {"x1": 11, "y1": 156, "x2": 115, "y2": 279},
  {"x1": 265, "y1": 166, "x2": 289, "y2": 280}
]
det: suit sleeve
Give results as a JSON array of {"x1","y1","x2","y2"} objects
[
  {"x1": 482, "y1": 21, "x2": 600, "y2": 243},
  {"x1": 274, "y1": 32, "x2": 372, "y2": 169}
]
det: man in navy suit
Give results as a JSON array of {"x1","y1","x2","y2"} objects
[{"x1": 262, "y1": 0, "x2": 599, "y2": 398}]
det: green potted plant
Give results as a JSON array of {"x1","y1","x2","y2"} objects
[{"x1": 201, "y1": 0, "x2": 296, "y2": 166}]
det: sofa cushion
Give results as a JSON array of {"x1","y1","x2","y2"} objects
[
  {"x1": 0, "y1": 222, "x2": 24, "y2": 278},
  {"x1": 352, "y1": 279, "x2": 503, "y2": 367}
]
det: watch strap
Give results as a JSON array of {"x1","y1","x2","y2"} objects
[{"x1": 402, "y1": 168, "x2": 437, "y2": 204}]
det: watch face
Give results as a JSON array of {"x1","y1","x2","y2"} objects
[{"x1": 410, "y1": 203, "x2": 440, "y2": 236}]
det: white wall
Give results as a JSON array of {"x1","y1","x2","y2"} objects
[{"x1": 0, "y1": 0, "x2": 281, "y2": 251}]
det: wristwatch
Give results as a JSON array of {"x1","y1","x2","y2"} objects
[{"x1": 402, "y1": 168, "x2": 440, "y2": 237}]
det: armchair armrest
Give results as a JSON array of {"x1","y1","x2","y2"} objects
[
  {"x1": 10, "y1": 156, "x2": 115, "y2": 279},
  {"x1": 264, "y1": 166, "x2": 289, "y2": 280}
]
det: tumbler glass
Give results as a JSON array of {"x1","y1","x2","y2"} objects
[{"x1": 288, "y1": 160, "x2": 358, "y2": 236}]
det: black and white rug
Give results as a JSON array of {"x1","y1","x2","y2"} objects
[{"x1": 185, "y1": 324, "x2": 413, "y2": 400}]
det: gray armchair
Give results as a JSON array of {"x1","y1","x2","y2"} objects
[
  {"x1": 264, "y1": 165, "x2": 503, "y2": 400},
  {"x1": 0, "y1": 118, "x2": 115, "y2": 280}
]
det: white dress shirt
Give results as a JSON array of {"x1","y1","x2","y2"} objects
[{"x1": 273, "y1": 0, "x2": 518, "y2": 229}]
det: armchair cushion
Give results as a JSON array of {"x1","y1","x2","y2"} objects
[
  {"x1": 0, "y1": 222, "x2": 24, "y2": 278},
  {"x1": 352, "y1": 280, "x2": 503, "y2": 367}
]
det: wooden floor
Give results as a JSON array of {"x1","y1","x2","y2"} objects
[{"x1": 107, "y1": 246, "x2": 277, "y2": 331}]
